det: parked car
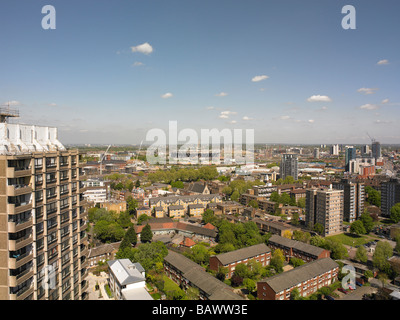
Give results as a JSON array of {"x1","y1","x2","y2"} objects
[
  {"x1": 326, "y1": 295, "x2": 335, "y2": 300},
  {"x1": 338, "y1": 288, "x2": 348, "y2": 294},
  {"x1": 356, "y1": 281, "x2": 363, "y2": 287}
]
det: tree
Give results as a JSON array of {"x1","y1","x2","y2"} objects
[
  {"x1": 290, "y1": 257, "x2": 304, "y2": 268},
  {"x1": 249, "y1": 199, "x2": 259, "y2": 209},
  {"x1": 309, "y1": 235, "x2": 326, "y2": 247},
  {"x1": 313, "y1": 223, "x2": 324, "y2": 235},
  {"x1": 355, "y1": 245, "x2": 368, "y2": 264},
  {"x1": 126, "y1": 196, "x2": 138, "y2": 216},
  {"x1": 390, "y1": 203, "x2": 400, "y2": 223},
  {"x1": 243, "y1": 278, "x2": 256, "y2": 293},
  {"x1": 135, "y1": 179, "x2": 141, "y2": 188},
  {"x1": 124, "y1": 225, "x2": 137, "y2": 246},
  {"x1": 270, "y1": 249, "x2": 285, "y2": 273},
  {"x1": 216, "y1": 267, "x2": 228, "y2": 281},
  {"x1": 231, "y1": 190, "x2": 240, "y2": 202},
  {"x1": 117, "y1": 211, "x2": 133, "y2": 228},
  {"x1": 137, "y1": 213, "x2": 152, "y2": 225},
  {"x1": 140, "y1": 224, "x2": 153, "y2": 243},
  {"x1": 202, "y1": 209, "x2": 217, "y2": 225},
  {"x1": 373, "y1": 241, "x2": 393, "y2": 273},
  {"x1": 350, "y1": 220, "x2": 366, "y2": 235},
  {"x1": 233, "y1": 263, "x2": 249, "y2": 279},
  {"x1": 290, "y1": 288, "x2": 301, "y2": 300},
  {"x1": 323, "y1": 239, "x2": 348, "y2": 260},
  {"x1": 360, "y1": 213, "x2": 374, "y2": 234},
  {"x1": 365, "y1": 186, "x2": 381, "y2": 207}
]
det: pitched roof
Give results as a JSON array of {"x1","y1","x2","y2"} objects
[
  {"x1": 187, "y1": 182, "x2": 208, "y2": 194},
  {"x1": 88, "y1": 242, "x2": 121, "y2": 258},
  {"x1": 107, "y1": 259, "x2": 145, "y2": 286},
  {"x1": 268, "y1": 234, "x2": 326, "y2": 257},
  {"x1": 213, "y1": 243, "x2": 271, "y2": 266},
  {"x1": 260, "y1": 258, "x2": 339, "y2": 293},
  {"x1": 164, "y1": 251, "x2": 243, "y2": 300},
  {"x1": 203, "y1": 223, "x2": 216, "y2": 230},
  {"x1": 180, "y1": 237, "x2": 197, "y2": 247}
]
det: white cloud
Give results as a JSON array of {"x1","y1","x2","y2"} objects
[
  {"x1": 220, "y1": 111, "x2": 237, "y2": 116},
  {"x1": 308, "y1": 119, "x2": 315, "y2": 123},
  {"x1": 215, "y1": 92, "x2": 228, "y2": 97},
  {"x1": 374, "y1": 119, "x2": 392, "y2": 124},
  {"x1": 230, "y1": 120, "x2": 237, "y2": 124},
  {"x1": 307, "y1": 95, "x2": 332, "y2": 102},
  {"x1": 280, "y1": 115, "x2": 290, "y2": 120},
  {"x1": 48, "y1": 103, "x2": 57, "y2": 107},
  {"x1": 206, "y1": 106, "x2": 215, "y2": 110},
  {"x1": 218, "y1": 110, "x2": 237, "y2": 119},
  {"x1": 131, "y1": 42, "x2": 153, "y2": 55},
  {"x1": 381, "y1": 98, "x2": 389, "y2": 104},
  {"x1": 132, "y1": 61, "x2": 144, "y2": 67},
  {"x1": 359, "y1": 103, "x2": 379, "y2": 110},
  {"x1": 161, "y1": 93, "x2": 173, "y2": 99},
  {"x1": 357, "y1": 87, "x2": 378, "y2": 95},
  {"x1": 251, "y1": 75, "x2": 269, "y2": 82},
  {"x1": 242, "y1": 116, "x2": 253, "y2": 121},
  {"x1": 377, "y1": 59, "x2": 389, "y2": 65}
]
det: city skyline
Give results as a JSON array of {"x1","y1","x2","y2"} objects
[{"x1": 1, "y1": 0, "x2": 400, "y2": 145}]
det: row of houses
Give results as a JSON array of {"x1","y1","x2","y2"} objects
[
  {"x1": 165, "y1": 237, "x2": 339, "y2": 301},
  {"x1": 164, "y1": 250, "x2": 244, "y2": 300},
  {"x1": 134, "y1": 217, "x2": 218, "y2": 242}
]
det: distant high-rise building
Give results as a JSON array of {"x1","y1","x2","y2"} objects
[
  {"x1": 330, "y1": 144, "x2": 339, "y2": 156},
  {"x1": 0, "y1": 112, "x2": 88, "y2": 300},
  {"x1": 332, "y1": 179, "x2": 365, "y2": 223},
  {"x1": 305, "y1": 187, "x2": 343, "y2": 236},
  {"x1": 371, "y1": 141, "x2": 381, "y2": 161},
  {"x1": 345, "y1": 146, "x2": 357, "y2": 171},
  {"x1": 280, "y1": 153, "x2": 298, "y2": 180},
  {"x1": 381, "y1": 178, "x2": 400, "y2": 217},
  {"x1": 313, "y1": 148, "x2": 320, "y2": 159},
  {"x1": 362, "y1": 145, "x2": 370, "y2": 156}
]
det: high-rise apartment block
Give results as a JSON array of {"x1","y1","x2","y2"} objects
[
  {"x1": 371, "y1": 141, "x2": 381, "y2": 161},
  {"x1": 330, "y1": 144, "x2": 339, "y2": 156},
  {"x1": 0, "y1": 116, "x2": 88, "y2": 300},
  {"x1": 305, "y1": 187, "x2": 343, "y2": 236},
  {"x1": 280, "y1": 153, "x2": 298, "y2": 181},
  {"x1": 381, "y1": 178, "x2": 400, "y2": 218},
  {"x1": 345, "y1": 146, "x2": 357, "y2": 172},
  {"x1": 332, "y1": 179, "x2": 365, "y2": 223}
]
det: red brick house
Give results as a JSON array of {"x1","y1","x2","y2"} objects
[{"x1": 209, "y1": 243, "x2": 271, "y2": 278}]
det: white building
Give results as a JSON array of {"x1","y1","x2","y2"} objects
[{"x1": 107, "y1": 259, "x2": 153, "y2": 300}]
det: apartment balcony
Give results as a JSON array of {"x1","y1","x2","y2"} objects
[
  {"x1": 9, "y1": 268, "x2": 34, "y2": 287},
  {"x1": 8, "y1": 234, "x2": 32, "y2": 252},
  {"x1": 9, "y1": 282, "x2": 34, "y2": 300},
  {"x1": 9, "y1": 252, "x2": 34, "y2": 270},
  {"x1": 7, "y1": 167, "x2": 31, "y2": 178},
  {"x1": 6, "y1": 185, "x2": 32, "y2": 197},
  {"x1": 7, "y1": 202, "x2": 32, "y2": 215},
  {"x1": 8, "y1": 217, "x2": 33, "y2": 233},
  {"x1": 81, "y1": 279, "x2": 88, "y2": 292}
]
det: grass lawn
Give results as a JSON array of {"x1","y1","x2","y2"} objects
[
  {"x1": 163, "y1": 275, "x2": 181, "y2": 293},
  {"x1": 326, "y1": 233, "x2": 370, "y2": 247}
]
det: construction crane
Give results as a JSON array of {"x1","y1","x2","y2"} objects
[
  {"x1": 99, "y1": 144, "x2": 111, "y2": 176},
  {"x1": 366, "y1": 132, "x2": 375, "y2": 143}
]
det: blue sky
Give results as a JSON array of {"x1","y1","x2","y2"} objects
[{"x1": 0, "y1": 0, "x2": 399, "y2": 145}]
